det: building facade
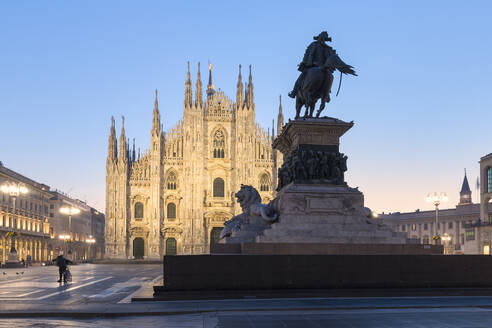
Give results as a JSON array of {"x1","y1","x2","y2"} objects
[
  {"x1": 0, "y1": 164, "x2": 51, "y2": 264},
  {"x1": 49, "y1": 191, "x2": 105, "y2": 261},
  {"x1": 382, "y1": 157, "x2": 492, "y2": 254},
  {"x1": 105, "y1": 63, "x2": 284, "y2": 259},
  {"x1": 0, "y1": 163, "x2": 104, "y2": 265}
]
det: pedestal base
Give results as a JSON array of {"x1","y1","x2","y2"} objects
[{"x1": 258, "y1": 183, "x2": 406, "y2": 244}]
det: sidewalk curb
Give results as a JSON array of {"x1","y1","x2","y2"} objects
[{"x1": 1, "y1": 304, "x2": 492, "y2": 318}]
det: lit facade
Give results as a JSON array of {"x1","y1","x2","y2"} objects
[{"x1": 105, "y1": 63, "x2": 284, "y2": 259}]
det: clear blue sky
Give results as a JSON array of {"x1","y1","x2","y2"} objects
[{"x1": 1, "y1": 1, "x2": 491, "y2": 213}]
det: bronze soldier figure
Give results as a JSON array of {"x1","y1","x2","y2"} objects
[{"x1": 289, "y1": 32, "x2": 357, "y2": 119}]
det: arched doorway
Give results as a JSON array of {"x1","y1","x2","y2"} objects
[
  {"x1": 210, "y1": 227, "x2": 222, "y2": 245},
  {"x1": 133, "y1": 237, "x2": 144, "y2": 259},
  {"x1": 165, "y1": 238, "x2": 177, "y2": 255}
]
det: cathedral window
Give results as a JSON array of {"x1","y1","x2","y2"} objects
[
  {"x1": 213, "y1": 130, "x2": 225, "y2": 158},
  {"x1": 488, "y1": 167, "x2": 492, "y2": 193},
  {"x1": 213, "y1": 178, "x2": 225, "y2": 197},
  {"x1": 134, "y1": 202, "x2": 144, "y2": 220},
  {"x1": 167, "y1": 203, "x2": 176, "y2": 220},
  {"x1": 167, "y1": 172, "x2": 177, "y2": 190},
  {"x1": 260, "y1": 174, "x2": 270, "y2": 191}
]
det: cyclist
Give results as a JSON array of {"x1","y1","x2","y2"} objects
[{"x1": 54, "y1": 252, "x2": 73, "y2": 283}]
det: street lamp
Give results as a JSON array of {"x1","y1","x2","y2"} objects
[
  {"x1": 1, "y1": 182, "x2": 28, "y2": 257},
  {"x1": 59, "y1": 206, "x2": 80, "y2": 256},
  {"x1": 426, "y1": 192, "x2": 447, "y2": 245},
  {"x1": 441, "y1": 233, "x2": 452, "y2": 255}
]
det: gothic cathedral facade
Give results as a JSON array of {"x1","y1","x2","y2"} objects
[{"x1": 105, "y1": 63, "x2": 284, "y2": 258}]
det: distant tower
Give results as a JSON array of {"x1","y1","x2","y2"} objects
[{"x1": 459, "y1": 169, "x2": 472, "y2": 205}]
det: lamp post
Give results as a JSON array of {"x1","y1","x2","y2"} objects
[
  {"x1": 1, "y1": 182, "x2": 28, "y2": 261},
  {"x1": 86, "y1": 235, "x2": 96, "y2": 260},
  {"x1": 59, "y1": 206, "x2": 80, "y2": 257},
  {"x1": 426, "y1": 192, "x2": 447, "y2": 246},
  {"x1": 441, "y1": 233, "x2": 452, "y2": 255}
]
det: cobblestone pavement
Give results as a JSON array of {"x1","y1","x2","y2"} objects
[
  {"x1": 3, "y1": 264, "x2": 492, "y2": 327},
  {"x1": 0, "y1": 263, "x2": 161, "y2": 304}
]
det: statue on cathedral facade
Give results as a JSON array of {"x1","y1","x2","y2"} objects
[{"x1": 289, "y1": 31, "x2": 357, "y2": 119}]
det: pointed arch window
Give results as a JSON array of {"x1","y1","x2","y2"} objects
[
  {"x1": 167, "y1": 203, "x2": 176, "y2": 220},
  {"x1": 260, "y1": 174, "x2": 270, "y2": 192},
  {"x1": 488, "y1": 167, "x2": 492, "y2": 193},
  {"x1": 134, "y1": 202, "x2": 144, "y2": 220},
  {"x1": 167, "y1": 172, "x2": 177, "y2": 190},
  {"x1": 213, "y1": 130, "x2": 225, "y2": 158},
  {"x1": 213, "y1": 178, "x2": 225, "y2": 197}
]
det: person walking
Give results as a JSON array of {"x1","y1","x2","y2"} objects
[
  {"x1": 26, "y1": 254, "x2": 31, "y2": 267},
  {"x1": 54, "y1": 252, "x2": 72, "y2": 282}
]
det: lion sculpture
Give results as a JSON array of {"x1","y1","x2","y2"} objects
[{"x1": 220, "y1": 185, "x2": 278, "y2": 240}]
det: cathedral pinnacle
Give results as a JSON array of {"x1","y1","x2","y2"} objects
[
  {"x1": 195, "y1": 62, "x2": 203, "y2": 108},
  {"x1": 119, "y1": 115, "x2": 128, "y2": 161},
  {"x1": 107, "y1": 116, "x2": 117, "y2": 161},
  {"x1": 246, "y1": 65, "x2": 254, "y2": 108},
  {"x1": 236, "y1": 64, "x2": 243, "y2": 107},
  {"x1": 152, "y1": 89, "x2": 161, "y2": 134},
  {"x1": 277, "y1": 95, "x2": 284, "y2": 135},
  {"x1": 206, "y1": 62, "x2": 215, "y2": 98},
  {"x1": 184, "y1": 61, "x2": 193, "y2": 107}
]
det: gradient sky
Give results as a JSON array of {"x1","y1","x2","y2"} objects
[{"x1": 1, "y1": 1, "x2": 491, "y2": 213}]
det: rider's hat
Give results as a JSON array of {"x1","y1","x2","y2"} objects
[{"x1": 313, "y1": 31, "x2": 332, "y2": 42}]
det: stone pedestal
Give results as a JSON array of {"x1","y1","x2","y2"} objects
[{"x1": 264, "y1": 117, "x2": 406, "y2": 244}]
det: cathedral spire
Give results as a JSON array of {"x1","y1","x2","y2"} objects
[
  {"x1": 246, "y1": 65, "x2": 254, "y2": 108},
  {"x1": 272, "y1": 119, "x2": 275, "y2": 142},
  {"x1": 459, "y1": 168, "x2": 472, "y2": 205},
  {"x1": 118, "y1": 116, "x2": 127, "y2": 162},
  {"x1": 184, "y1": 61, "x2": 193, "y2": 108},
  {"x1": 107, "y1": 116, "x2": 117, "y2": 161},
  {"x1": 206, "y1": 62, "x2": 215, "y2": 98},
  {"x1": 152, "y1": 89, "x2": 161, "y2": 135},
  {"x1": 195, "y1": 62, "x2": 203, "y2": 108},
  {"x1": 236, "y1": 64, "x2": 243, "y2": 108},
  {"x1": 277, "y1": 95, "x2": 284, "y2": 135},
  {"x1": 132, "y1": 138, "x2": 136, "y2": 162}
]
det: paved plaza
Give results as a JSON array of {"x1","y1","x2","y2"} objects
[{"x1": 2, "y1": 264, "x2": 492, "y2": 327}]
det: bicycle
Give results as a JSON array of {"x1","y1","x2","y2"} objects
[{"x1": 63, "y1": 267, "x2": 72, "y2": 283}]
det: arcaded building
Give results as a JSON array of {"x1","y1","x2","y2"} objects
[
  {"x1": 105, "y1": 63, "x2": 284, "y2": 259},
  {"x1": 382, "y1": 154, "x2": 492, "y2": 255}
]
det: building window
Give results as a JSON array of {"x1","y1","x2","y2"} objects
[
  {"x1": 424, "y1": 223, "x2": 428, "y2": 230},
  {"x1": 167, "y1": 172, "x2": 177, "y2": 190},
  {"x1": 260, "y1": 174, "x2": 270, "y2": 192},
  {"x1": 466, "y1": 230, "x2": 475, "y2": 241},
  {"x1": 402, "y1": 225, "x2": 406, "y2": 232},
  {"x1": 213, "y1": 130, "x2": 225, "y2": 158},
  {"x1": 411, "y1": 224, "x2": 416, "y2": 231},
  {"x1": 423, "y1": 236, "x2": 429, "y2": 244},
  {"x1": 134, "y1": 202, "x2": 144, "y2": 220},
  {"x1": 213, "y1": 178, "x2": 225, "y2": 197},
  {"x1": 448, "y1": 222, "x2": 453, "y2": 229},
  {"x1": 167, "y1": 203, "x2": 176, "y2": 220},
  {"x1": 487, "y1": 167, "x2": 492, "y2": 192},
  {"x1": 166, "y1": 238, "x2": 177, "y2": 255}
]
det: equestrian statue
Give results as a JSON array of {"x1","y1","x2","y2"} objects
[{"x1": 288, "y1": 31, "x2": 357, "y2": 119}]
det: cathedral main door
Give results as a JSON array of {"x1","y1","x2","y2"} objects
[
  {"x1": 210, "y1": 227, "x2": 222, "y2": 245},
  {"x1": 133, "y1": 237, "x2": 144, "y2": 259}
]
